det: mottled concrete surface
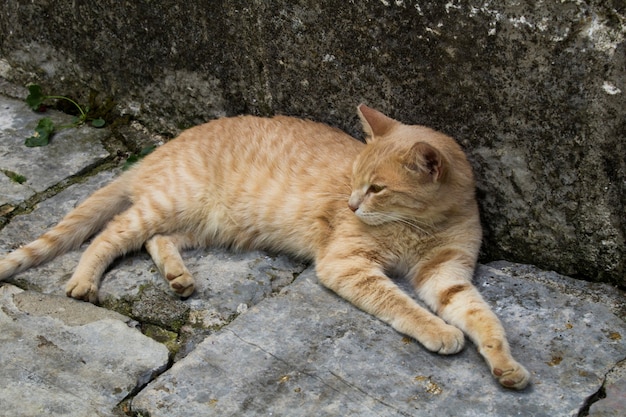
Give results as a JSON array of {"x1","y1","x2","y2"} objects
[
  {"x1": 0, "y1": 1, "x2": 624, "y2": 286},
  {"x1": 0, "y1": 92, "x2": 625, "y2": 416}
]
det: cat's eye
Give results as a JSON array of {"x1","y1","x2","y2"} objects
[{"x1": 367, "y1": 184, "x2": 385, "y2": 194}]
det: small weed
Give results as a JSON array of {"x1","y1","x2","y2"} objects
[
  {"x1": 1, "y1": 169, "x2": 27, "y2": 184},
  {"x1": 123, "y1": 145, "x2": 156, "y2": 170},
  {"x1": 25, "y1": 84, "x2": 105, "y2": 147}
]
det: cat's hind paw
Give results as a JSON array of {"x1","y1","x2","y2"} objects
[
  {"x1": 65, "y1": 279, "x2": 99, "y2": 304},
  {"x1": 166, "y1": 271, "x2": 195, "y2": 297},
  {"x1": 493, "y1": 362, "x2": 531, "y2": 390}
]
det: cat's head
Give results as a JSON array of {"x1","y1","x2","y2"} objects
[{"x1": 348, "y1": 104, "x2": 476, "y2": 227}]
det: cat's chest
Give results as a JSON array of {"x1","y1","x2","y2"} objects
[{"x1": 374, "y1": 227, "x2": 445, "y2": 270}]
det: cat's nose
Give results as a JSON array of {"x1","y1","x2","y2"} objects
[{"x1": 348, "y1": 194, "x2": 361, "y2": 212}]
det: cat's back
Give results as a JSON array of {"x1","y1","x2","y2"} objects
[
  {"x1": 130, "y1": 115, "x2": 363, "y2": 257},
  {"x1": 141, "y1": 115, "x2": 362, "y2": 177}
]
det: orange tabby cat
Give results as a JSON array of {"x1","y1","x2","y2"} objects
[{"x1": 0, "y1": 105, "x2": 530, "y2": 389}]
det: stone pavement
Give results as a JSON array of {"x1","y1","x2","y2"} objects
[{"x1": 1, "y1": 92, "x2": 625, "y2": 416}]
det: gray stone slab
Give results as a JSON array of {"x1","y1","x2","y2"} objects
[
  {"x1": 588, "y1": 359, "x2": 626, "y2": 416},
  {"x1": 132, "y1": 265, "x2": 626, "y2": 417},
  {"x1": 99, "y1": 248, "x2": 306, "y2": 328},
  {"x1": 0, "y1": 284, "x2": 169, "y2": 417},
  {"x1": 0, "y1": 95, "x2": 110, "y2": 206}
]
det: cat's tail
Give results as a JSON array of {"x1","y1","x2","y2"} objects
[{"x1": 0, "y1": 174, "x2": 132, "y2": 281}]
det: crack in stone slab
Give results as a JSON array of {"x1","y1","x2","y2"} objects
[{"x1": 580, "y1": 356, "x2": 626, "y2": 416}]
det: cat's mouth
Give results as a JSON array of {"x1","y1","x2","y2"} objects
[{"x1": 352, "y1": 210, "x2": 388, "y2": 226}]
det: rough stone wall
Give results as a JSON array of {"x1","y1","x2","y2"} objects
[{"x1": 0, "y1": 0, "x2": 624, "y2": 285}]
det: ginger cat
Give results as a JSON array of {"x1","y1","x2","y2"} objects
[{"x1": 0, "y1": 105, "x2": 529, "y2": 389}]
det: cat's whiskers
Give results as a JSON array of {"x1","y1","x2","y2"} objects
[{"x1": 374, "y1": 212, "x2": 435, "y2": 235}]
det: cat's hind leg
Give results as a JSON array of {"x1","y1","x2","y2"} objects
[
  {"x1": 65, "y1": 204, "x2": 164, "y2": 303},
  {"x1": 413, "y1": 251, "x2": 530, "y2": 389},
  {"x1": 145, "y1": 233, "x2": 197, "y2": 297}
]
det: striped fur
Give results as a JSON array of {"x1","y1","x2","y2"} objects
[{"x1": 0, "y1": 105, "x2": 529, "y2": 389}]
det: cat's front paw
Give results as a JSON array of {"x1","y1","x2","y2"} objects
[
  {"x1": 166, "y1": 271, "x2": 195, "y2": 297},
  {"x1": 65, "y1": 278, "x2": 98, "y2": 304},
  {"x1": 420, "y1": 324, "x2": 465, "y2": 355},
  {"x1": 493, "y1": 361, "x2": 531, "y2": 390}
]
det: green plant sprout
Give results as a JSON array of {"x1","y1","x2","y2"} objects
[
  {"x1": 25, "y1": 84, "x2": 105, "y2": 147},
  {"x1": 123, "y1": 145, "x2": 157, "y2": 170},
  {"x1": 1, "y1": 169, "x2": 27, "y2": 184}
]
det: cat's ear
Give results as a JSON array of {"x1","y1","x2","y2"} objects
[
  {"x1": 403, "y1": 142, "x2": 445, "y2": 182},
  {"x1": 357, "y1": 104, "x2": 398, "y2": 143}
]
